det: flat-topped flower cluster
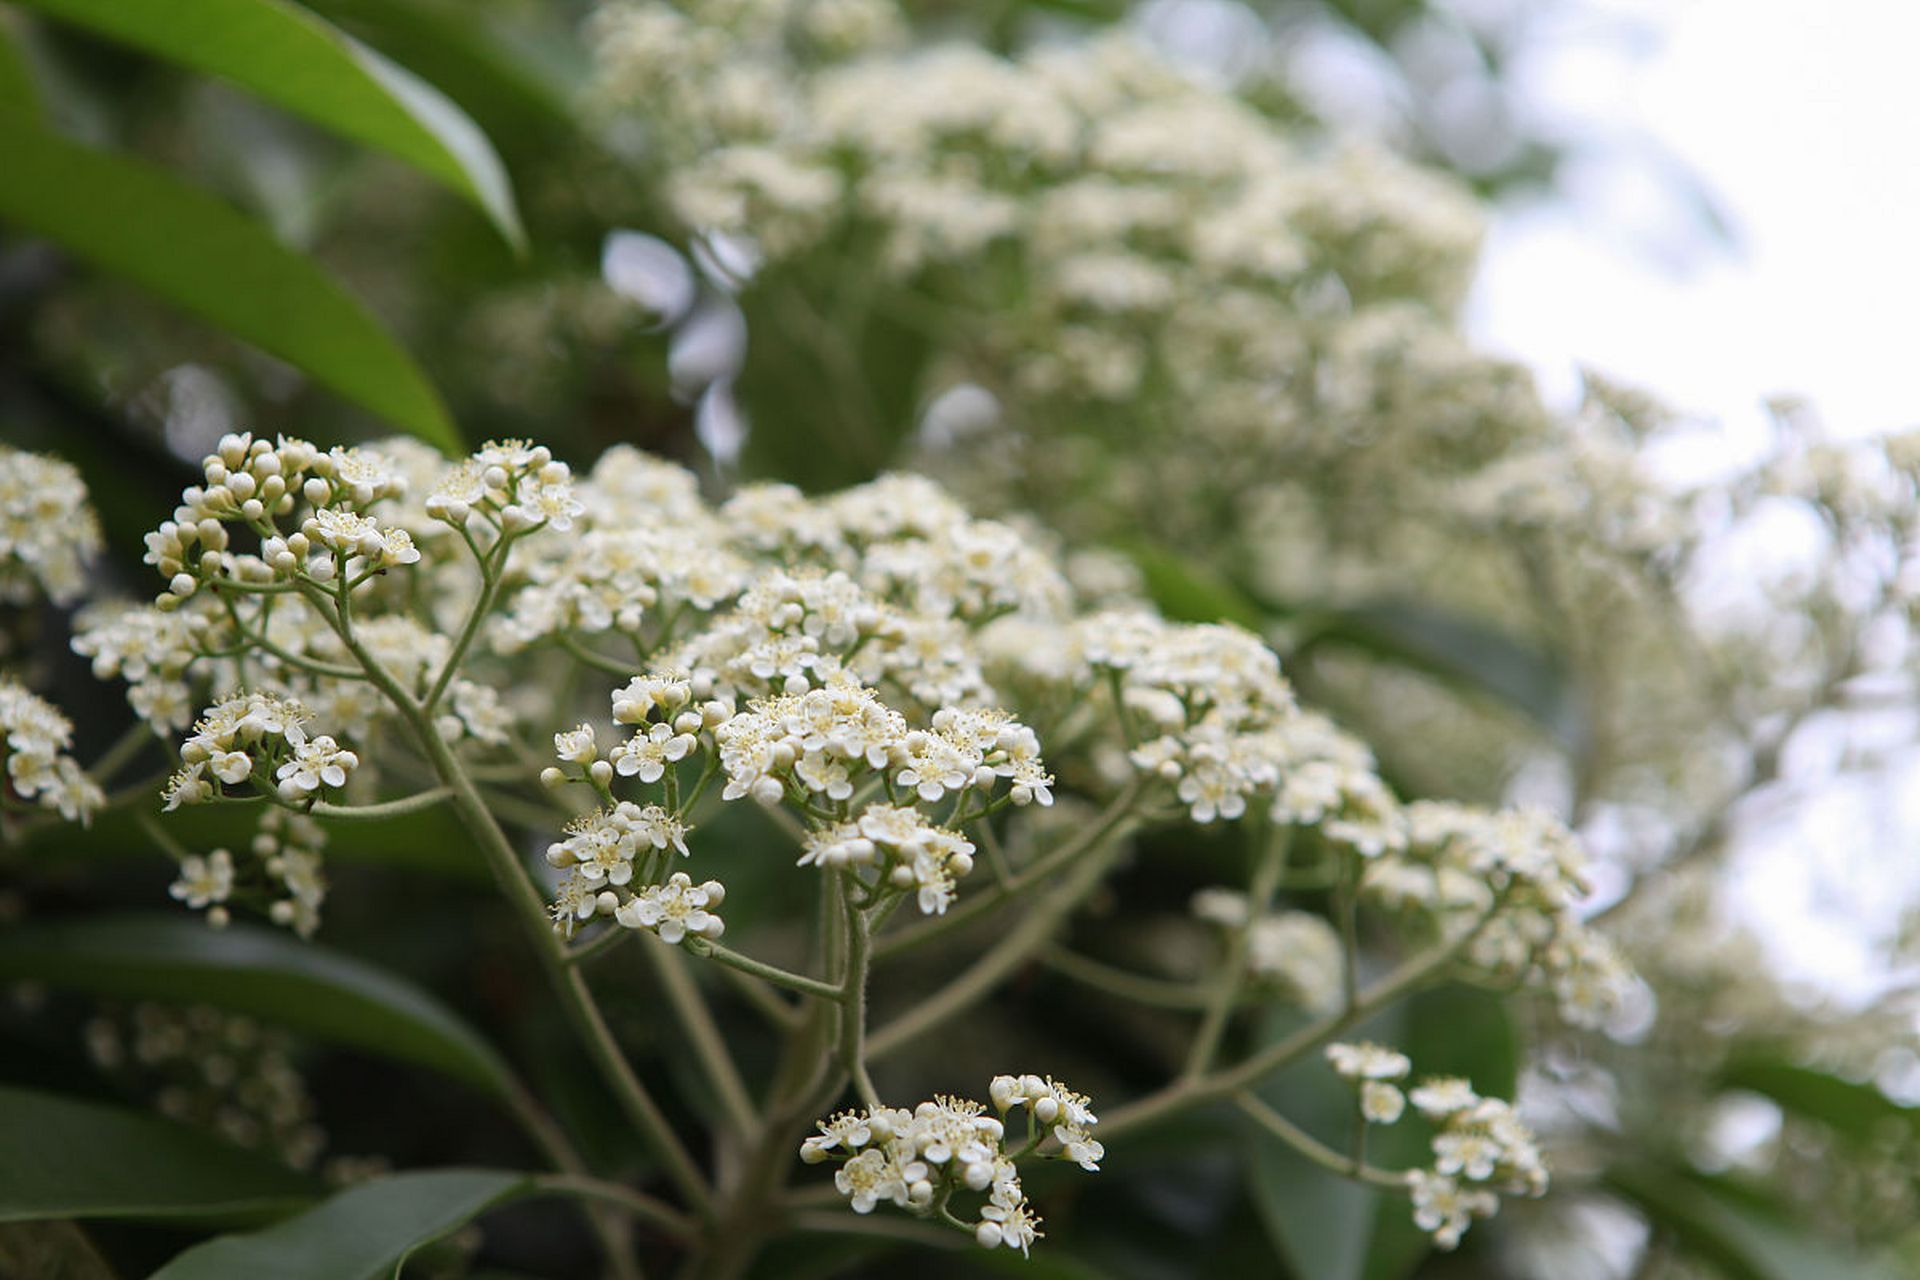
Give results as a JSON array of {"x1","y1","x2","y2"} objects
[{"x1": 7, "y1": 433, "x2": 1636, "y2": 1258}]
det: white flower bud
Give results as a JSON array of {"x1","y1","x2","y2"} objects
[
  {"x1": 501, "y1": 505, "x2": 537, "y2": 533},
  {"x1": 241, "y1": 498, "x2": 265, "y2": 521},
  {"x1": 260, "y1": 474, "x2": 287, "y2": 502},
  {"x1": 751, "y1": 776, "x2": 785, "y2": 806},
  {"x1": 169, "y1": 573, "x2": 197, "y2": 598},
  {"x1": 976, "y1": 1223, "x2": 1003, "y2": 1249},
  {"x1": 227, "y1": 471, "x2": 256, "y2": 501},
  {"x1": 540, "y1": 767, "x2": 566, "y2": 790},
  {"x1": 589, "y1": 760, "x2": 614, "y2": 786}
]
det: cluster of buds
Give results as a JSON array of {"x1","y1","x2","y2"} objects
[{"x1": 146, "y1": 434, "x2": 424, "y2": 608}]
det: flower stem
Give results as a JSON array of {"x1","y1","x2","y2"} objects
[{"x1": 1233, "y1": 1092, "x2": 1408, "y2": 1190}]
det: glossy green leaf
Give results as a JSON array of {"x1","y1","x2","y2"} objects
[
  {"x1": 1722, "y1": 1058, "x2": 1918, "y2": 1146},
  {"x1": 0, "y1": 916, "x2": 513, "y2": 1097},
  {"x1": 15, "y1": 0, "x2": 522, "y2": 249},
  {"x1": 1612, "y1": 1166, "x2": 1899, "y2": 1280},
  {"x1": 299, "y1": 0, "x2": 574, "y2": 164},
  {"x1": 0, "y1": 1085, "x2": 314, "y2": 1224},
  {"x1": 0, "y1": 116, "x2": 459, "y2": 452},
  {"x1": 152, "y1": 1169, "x2": 527, "y2": 1280}
]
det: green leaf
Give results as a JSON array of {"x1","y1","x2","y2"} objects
[
  {"x1": 1611, "y1": 1166, "x2": 1899, "y2": 1280},
  {"x1": 1722, "y1": 1058, "x2": 1918, "y2": 1146},
  {"x1": 1124, "y1": 544, "x2": 1269, "y2": 631},
  {"x1": 299, "y1": 0, "x2": 574, "y2": 164},
  {"x1": 0, "y1": 116, "x2": 460, "y2": 451},
  {"x1": 0, "y1": 1085, "x2": 314, "y2": 1224},
  {"x1": 1295, "y1": 598, "x2": 1584, "y2": 751},
  {"x1": 151, "y1": 1169, "x2": 527, "y2": 1280},
  {"x1": 0, "y1": 16, "x2": 40, "y2": 117},
  {"x1": 0, "y1": 916, "x2": 513, "y2": 1097},
  {"x1": 14, "y1": 0, "x2": 522, "y2": 250}
]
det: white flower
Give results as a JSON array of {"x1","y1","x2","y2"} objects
[
  {"x1": 274, "y1": 735, "x2": 359, "y2": 799},
  {"x1": 1408, "y1": 1170, "x2": 1498, "y2": 1250},
  {"x1": 1409, "y1": 1077, "x2": 1479, "y2": 1121},
  {"x1": 614, "y1": 872, "x2": 725, "y2": 944},
  {"x1": 1325, "y1": 1042, "x2": 1411, "y2": 1083},
  {"x1": 554, "y1": 724, "x2": 598, "y2": 764},
  {"x1": 1360, "y1": 1081, "x2": 1405, "y2": 1125},
  {"x1": 169, "y1": 848, "x2": 234, "y2": 910}
]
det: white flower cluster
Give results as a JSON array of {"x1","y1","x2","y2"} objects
[
  {"x1": 145, "y1": 437, "x2": 402, "y2": 608},
  {"x1": 425, "y1": 438, "x2": 583, "y2": 536},
  {"x1": 801, "y1": 803, "x2": 973, "y2": 916},
  {"x1": 1406, "y1": 1078, "x2": 1547, "y2": 1249},
  {"x1": 1324, "y1": 1045, "x2": 1546, "y2": 1250},
  {"x1": 0, "y1": 444, "x2": 102, "y2": 605},
  {"x1": 1192, "y1": 888, "x2": 1344, "y2": 1013},
  {"x1": 163, "y1": 691, "x2": 356, "y2": 812},
  {"x1": 1067, "y1": 611, "x2": 1400, "y2": 859},
  {"x1": 0, "y1": 680, "x2": 103, "y2": 823},
  {"x1": 1365, "y1": 803, "x2": 1635, "y2": 1028},
  {"x1": 800, "y1": 1074, "x2": 1100, "y2": 1256},
  {"x1": 716, "y1": 674, "x2": 1048, "y2": 810},
  {"x1": 167, "y1": 808, "x2": 330, "y2": 937},
  {"x1": 541, "y1": 799, "x2": 704, "y2": 940},
  {"x1": 72, "y1": 601, "x2": 207, "y2": 734}
]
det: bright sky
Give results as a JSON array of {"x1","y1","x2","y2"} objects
[
  {"x1": 1470, "y1": 0, "x2": 1920, "y2": 443},
  {"x1": 1469, "y1": 0, "x2": 1920, "y2": 1005}
]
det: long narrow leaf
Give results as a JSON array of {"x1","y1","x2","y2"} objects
[
  {"x1": 0, "y1": 116, "x2": 460, "y2": 451},
  {"x1": 14, "y1": 0, "x2": 522, "y2": 249},
  {"x1": 0, "y1": 1086, "x2": 314, "y2": 1224},
  {"x1": 151, "y1": 1169, "x2": 527, "y2": 1280},
  {"x1": 0, "y1": 916, "x2": 514, "y2": 1097}
]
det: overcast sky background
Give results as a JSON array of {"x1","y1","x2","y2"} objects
[{"x1": 1464, "y1": 0, "x2": 1920, "y2": 1006}]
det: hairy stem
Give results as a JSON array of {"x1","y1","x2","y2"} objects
[{"x1": 643, "y1": 937, "x2": 759, "y2": 1137}]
